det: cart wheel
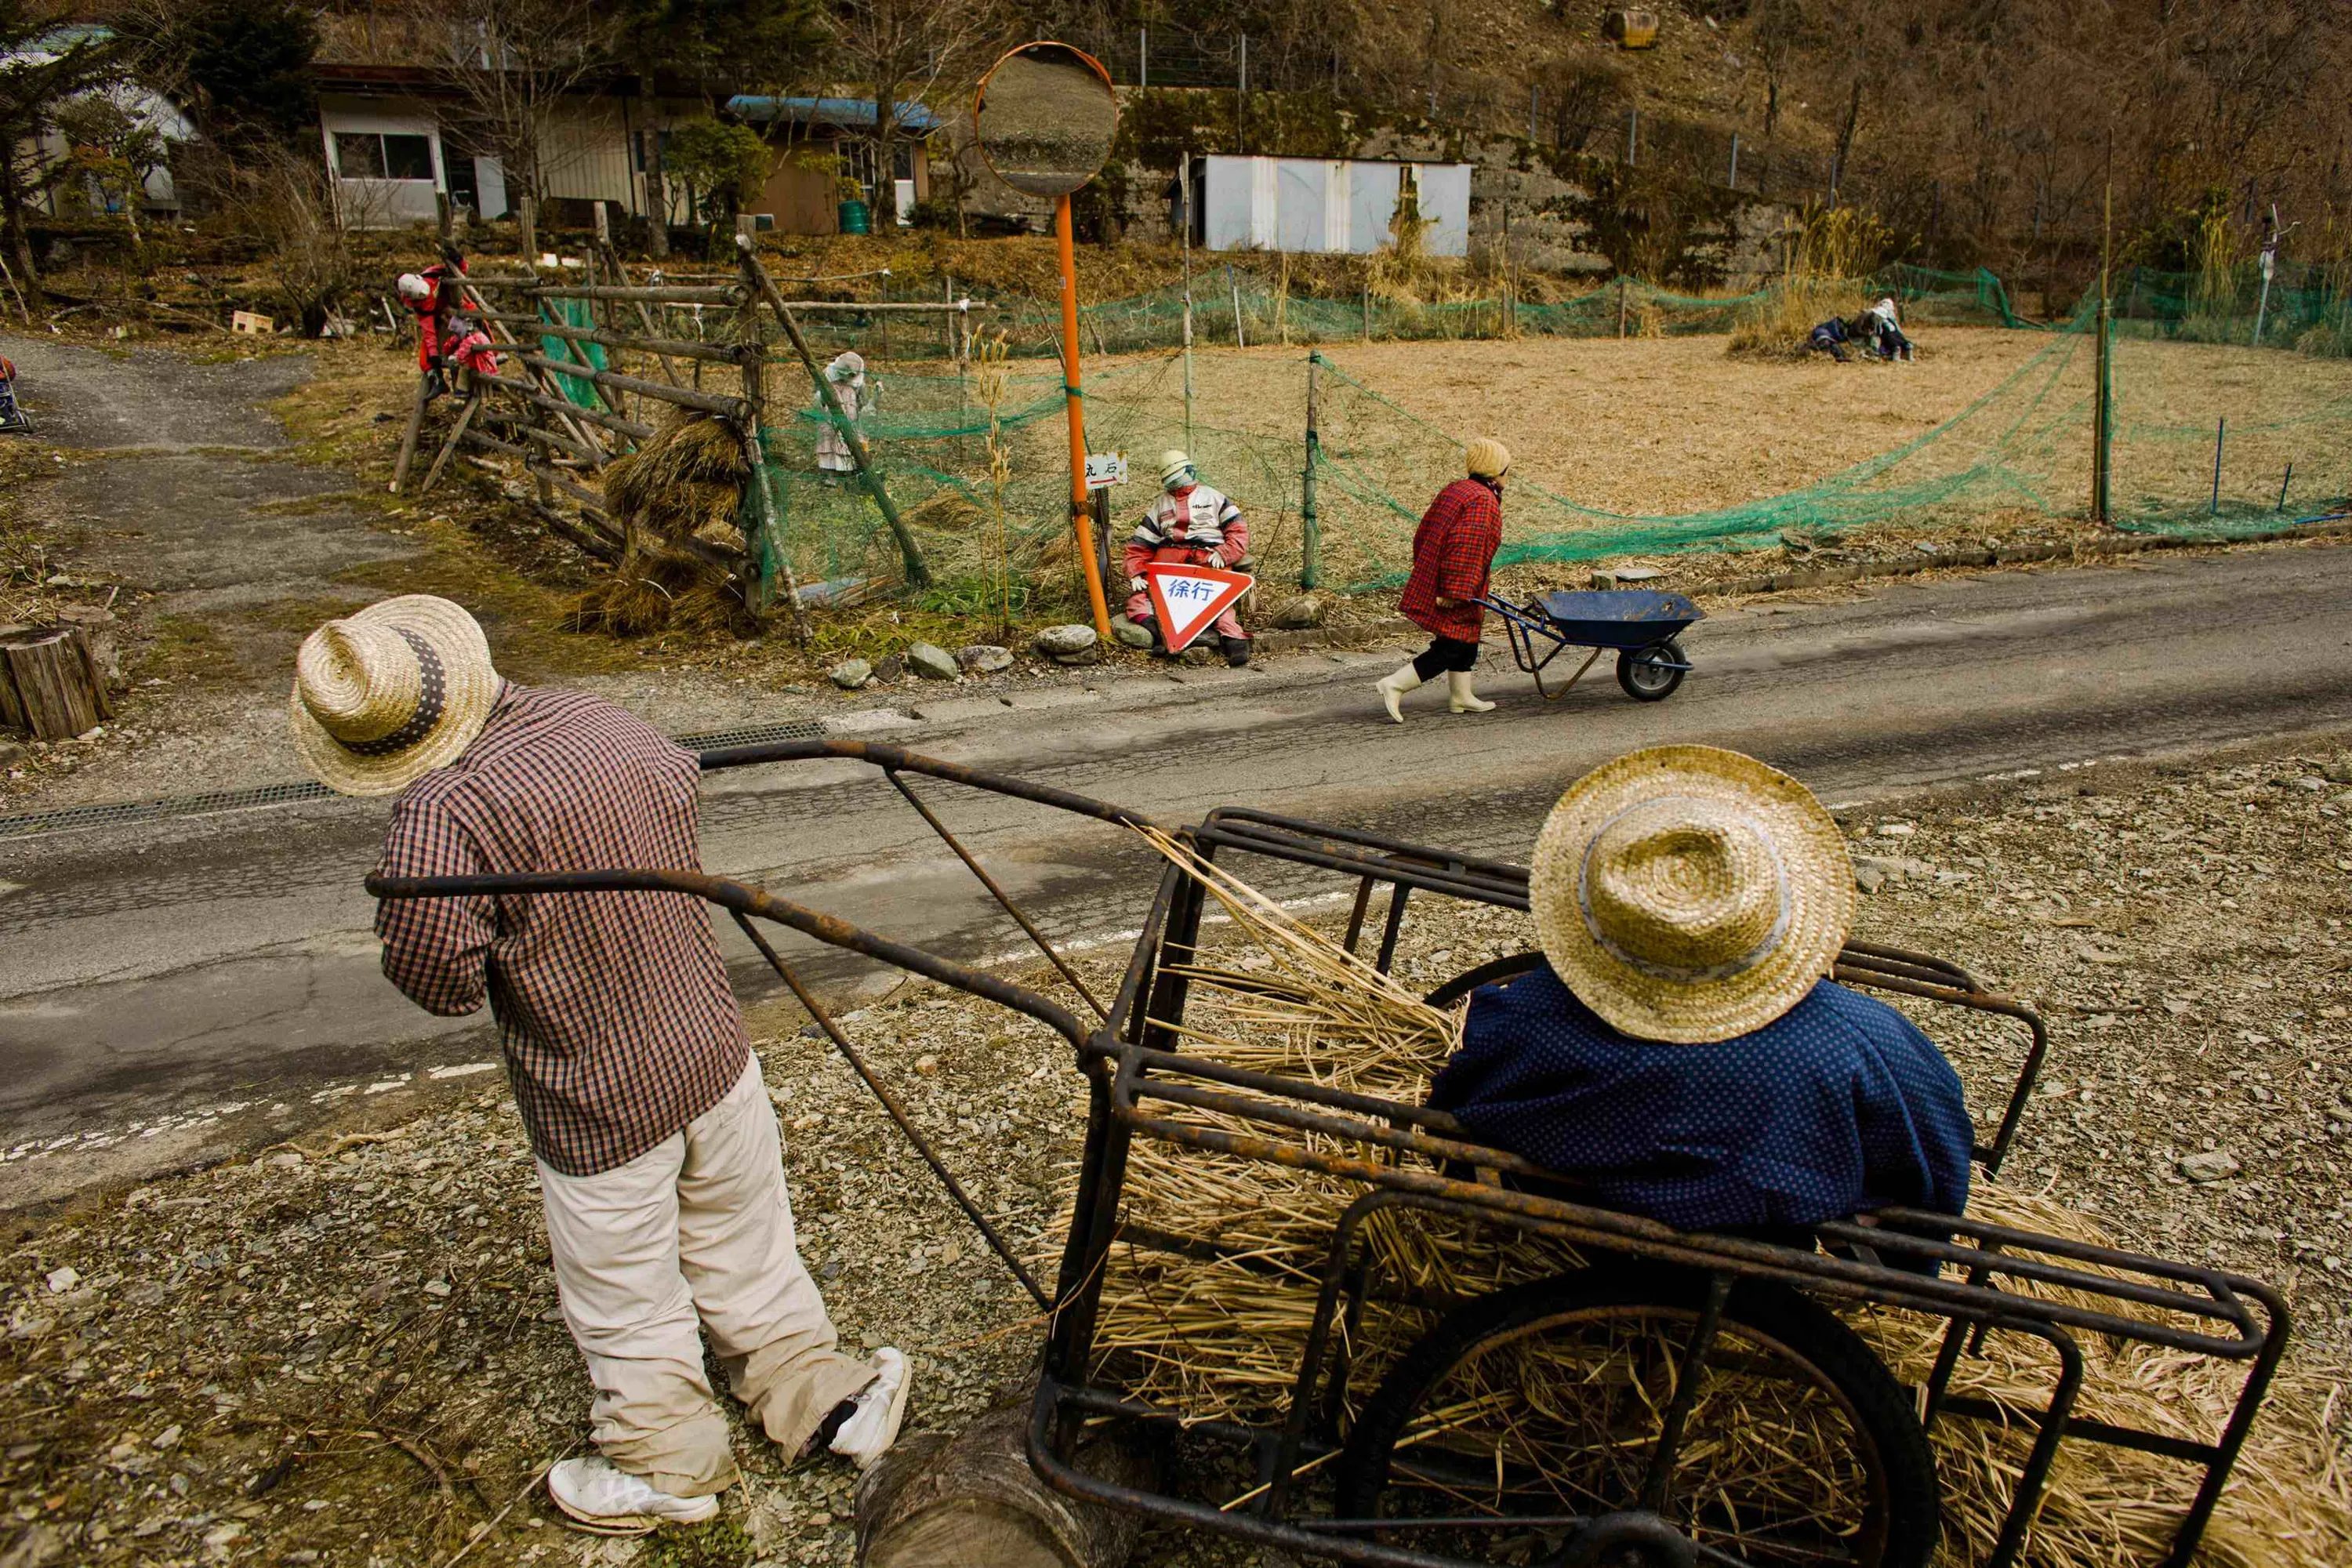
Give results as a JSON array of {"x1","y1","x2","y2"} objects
[
  {"x1": 1335, "y1": 1262, "x2": 1939, "y2": 1568},
  {"x1": 1616, "y1": 639, "x2": 1687, "y2": 702}
]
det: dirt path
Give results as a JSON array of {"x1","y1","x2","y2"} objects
[{"x1": 1, "y1": 333, "x2": 426, "y2": 608}]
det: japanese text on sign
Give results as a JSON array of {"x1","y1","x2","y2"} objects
[{"x1": 1084, "y1": 452, "x2": 1128, "y2": 490}]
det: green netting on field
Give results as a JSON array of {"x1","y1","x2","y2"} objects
[
  {"x1": 845, "y1": 263, "x2": 2038, "y2": 365},
  {"x1": 737, "y1": 278, "x2": 2351, "y2": 612}
]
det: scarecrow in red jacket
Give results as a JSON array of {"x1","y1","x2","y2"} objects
[
  {"x1": 1123, "y1": 448, "x2": 1253, "y2": 667},
  {"x1": 396, "y1": 244, "x2": 470, "y2": 394},
  {"x1": 1375, "y1": 438, "x2": 1510, "y2": 722},
  {"x1": 0, "y1": 354, "x2": 27, "y2": 434},
  {"x1": 440, "y1": 316, "x2": 501, "y2": 383}
]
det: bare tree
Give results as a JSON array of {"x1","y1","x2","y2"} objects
[
  {"x1": 823, "y1": 0, "x2": 1000, "y2": 219},
  {"x1": 0, "y1": 0, "x2": 132, "y2": 298},
  {"x1": 410, "y1": 0, "x2": 619, "y2": 259}
]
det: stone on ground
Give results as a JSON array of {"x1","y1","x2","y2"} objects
[
  {"x1": 907, "y1": 642, "x2": 960, "y2": 681},
  {"x1": 1271, "y1": 594, "x2": 1323, "y2": 630},
  {"x1": 1033, "y1": 624, "x2": 1099, "y2": 661},
  {"x1": 2178, "y1": 1151, "x2": 2241, "y2": 1183},
  {"x1": 956, "y1": 644, "x2": 1013, "y2": 673},
  {"x1": 829, "y1": 658, "x2": 873, "y2": 691},
  {"x1": 1108, "y1": 615, "x2": 1156, "y2": 649}
]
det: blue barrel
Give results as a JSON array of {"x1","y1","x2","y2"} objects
[{"x1": 837, "y1": 199, "x2": 872, "y2": 235}]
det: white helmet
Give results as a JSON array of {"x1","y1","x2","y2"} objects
[
  {"x1": 1159, "y1": 449, "x2": 1195, "y2": 491},
  {"x1": 396, "y1": 273, "x2": 431, "y2": 302}
]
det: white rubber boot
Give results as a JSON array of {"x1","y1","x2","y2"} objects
[
  {"x1": 1374, "y1": 665, "x2": 1424, "y2": 724},
  {"x1": 1447, "y1": 671, "x2": 1497, "y2": 713}
]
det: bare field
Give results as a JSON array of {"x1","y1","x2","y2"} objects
[{"x1": 1060, "y1": 329, "x2": 2352, "y2": 557}]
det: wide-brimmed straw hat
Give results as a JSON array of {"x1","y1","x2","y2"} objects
[
  {"x1": 288, "y1": 596, "x2": 500, "y2": 797},
  {"x1": 1527, "y1": 745, "x2": 1854, "y2": 1044}
]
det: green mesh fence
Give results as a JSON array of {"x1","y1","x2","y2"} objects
[
  {"x1": 738, "y1": 265, "x2": 2350, "y2": 612},
  {"x1": 534, "y1": 297, "x2": 607, "y2": 405},
  {"x1": 876, "y1": 263, "x2": 2041, "y2": 365}
]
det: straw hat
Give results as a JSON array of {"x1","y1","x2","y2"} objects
[
  {"x1": 1527, "y1": 746, "x2": 1854, "y2": 1044},
  {"x1": 288, "y1": 596, "x2": 501, "y2": 797},
  {"x1": 1465, "y1": 438, "x2": 1512, "y2": 479}
]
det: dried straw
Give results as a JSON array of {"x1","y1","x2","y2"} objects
[
  {"x1": 571, "y1": 413, "x2": 752, "y2": 636},
  {"x1": 1058, "y1": 832, "x2": 2352, "y2": 1566}
]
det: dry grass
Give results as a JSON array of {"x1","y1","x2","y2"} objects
[
  {"x1": 1726, "y1": 209, "x2": 1896, "y2": 360},
  {"x1": 568, "y1": 413, "x2": 751, "y2": 637},
  {"x1": 1064, "y1": 831, "x2": 2352, "y2": 1568}
]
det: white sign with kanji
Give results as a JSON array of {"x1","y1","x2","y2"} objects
[
  {"x1": 1144, "y1": 563, "x2": 1253, "y2": 652},
  {"x1": 1084, "y1": 452, "x2": 1128, "y2": 490}
]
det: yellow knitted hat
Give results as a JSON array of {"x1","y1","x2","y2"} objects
[{"x1": 1465, "y1": 438, "x2": 1512, "y2": 479}]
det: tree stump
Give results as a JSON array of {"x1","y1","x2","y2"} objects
[
  {"x1": 0, "y1": 625, "x2": 113, "y2": 740},
  {"x1": 855, "y1": 1397, "x2": 1154, "y2": 1568}
]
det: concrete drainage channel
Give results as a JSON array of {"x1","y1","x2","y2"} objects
[{"x1": 0, "y1": 718, "x2": 829, "y2": 841}]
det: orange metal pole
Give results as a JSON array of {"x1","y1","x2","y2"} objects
[{"x1": 1058, "y1": 194, "x2": 1113, "y2": 640}]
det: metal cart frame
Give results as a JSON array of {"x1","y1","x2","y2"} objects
[{"x1": 365, "y1": 743, "x2": 2288, "y2": 1568}]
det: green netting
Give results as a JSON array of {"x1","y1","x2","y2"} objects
[
  {"x1": 535, "y1": 298, "x2": 607, "y2": 406},
  {"x1": 842, "y1": 264, "x2": 2038, "y2": 367},
  {"x1": 739, "y1": 270, "x2": 2351, "y2": 612}
]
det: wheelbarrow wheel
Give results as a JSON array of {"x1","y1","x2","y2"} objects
[
  {"x1": 1334, "y1": 1261, "x2": 1940, "y2": 1568},
  {"x1": 1617, "y1": 638, "x2": 1688, "y2": 702}
]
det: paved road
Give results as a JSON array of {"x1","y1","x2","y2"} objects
[{"x1": 5, "y1": 538, "x2": 2352, "y2": 1209}]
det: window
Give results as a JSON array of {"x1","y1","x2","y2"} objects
[{"x1": 334, "y1": 132, "x2": 435, "y2": 182}]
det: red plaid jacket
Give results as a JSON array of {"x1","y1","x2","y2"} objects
[{"x1": 1399, "y1": 477, "x2": 1504, "y2": 641}]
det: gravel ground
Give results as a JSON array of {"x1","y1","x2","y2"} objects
[{"x1": 2, "y1": 736, "x2": 2348, "y2": 1566}]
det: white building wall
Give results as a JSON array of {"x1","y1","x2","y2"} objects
[
  {"x1": 1200, "y1": 156, "x2": 1471, "y2": 256},
  {"x1": 320, "y1": 99, "x2": 445, "y2": 228}
]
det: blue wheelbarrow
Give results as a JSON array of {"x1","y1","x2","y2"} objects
[{"x1": 1476, "y1": 588, "x2": 1704, "y2": 702}]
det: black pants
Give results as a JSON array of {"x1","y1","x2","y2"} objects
[{"x1": 1412, "y1": 635, "x2": 1479, "y2": 681}]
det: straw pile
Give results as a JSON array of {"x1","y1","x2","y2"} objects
[
  {"x1": 569, "y1": 412, "x2": 751, "y2": 635},
  {"x1": 1066, "y1": 833, "x2": 2352, "y2": 1566}
]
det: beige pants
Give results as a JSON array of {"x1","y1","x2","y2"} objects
[{"x1": 536, "y1": 1055, "x2": 877, "y2": 1497}]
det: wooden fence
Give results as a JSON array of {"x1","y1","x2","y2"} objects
[{"x1": 389, "y1": 227, "x2": 993, "y2": 636}]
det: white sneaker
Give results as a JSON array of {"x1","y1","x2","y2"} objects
[
  {"x1": 828, "y1": 1348, "x2": 911, "y2": 1470},
  {"x1": 546, "y1": 1455, "x2": 720, "y2": 1536}
]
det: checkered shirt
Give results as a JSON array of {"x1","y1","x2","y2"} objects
[
  {"x1": 1399, "y1": 477, "x2": 1504, "y2": 642},
  {"x1": 372, "y1": 684, "x2": 748, "y2": 1176}
]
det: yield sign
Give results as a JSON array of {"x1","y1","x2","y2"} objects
[{"x1": 1144, "y1": 563, "x2": 1253, "y2": 652}]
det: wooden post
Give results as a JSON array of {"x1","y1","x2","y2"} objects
[
  {"x1": 855, "y1": 1398, "x2": 1153, "y2": 1568},
  {"x1": 1229, "y1": 264, "x2": 1246, "y2": 348},
  {"x1": 735, "y1": 241, "x2": 810, "y2": 633},
  {"x1": 1617, "y1": 275, "x2": 1630, "y2": 339},
  {"x1": 2093, "y1": 174, "x2": 2114, "y2": 524},
  {"x1": 416, "y1": 393, "x2": 481, "y2": 496},
  {"x1": 1180, "y1": 154, "x2": 1196, "y2": 450},
  {"x1": 389, "y1": 373, "x2": 432, "y2": 493},
  {"x1": 1301, "y1": 352, "x2": 1321, "y2": 590},
  {"x1": 740, "y1": 237, "x2": 931, "y2": 587},
  {"x1": 0, "y1": 626, "x2": 111, "y2": 740}
]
